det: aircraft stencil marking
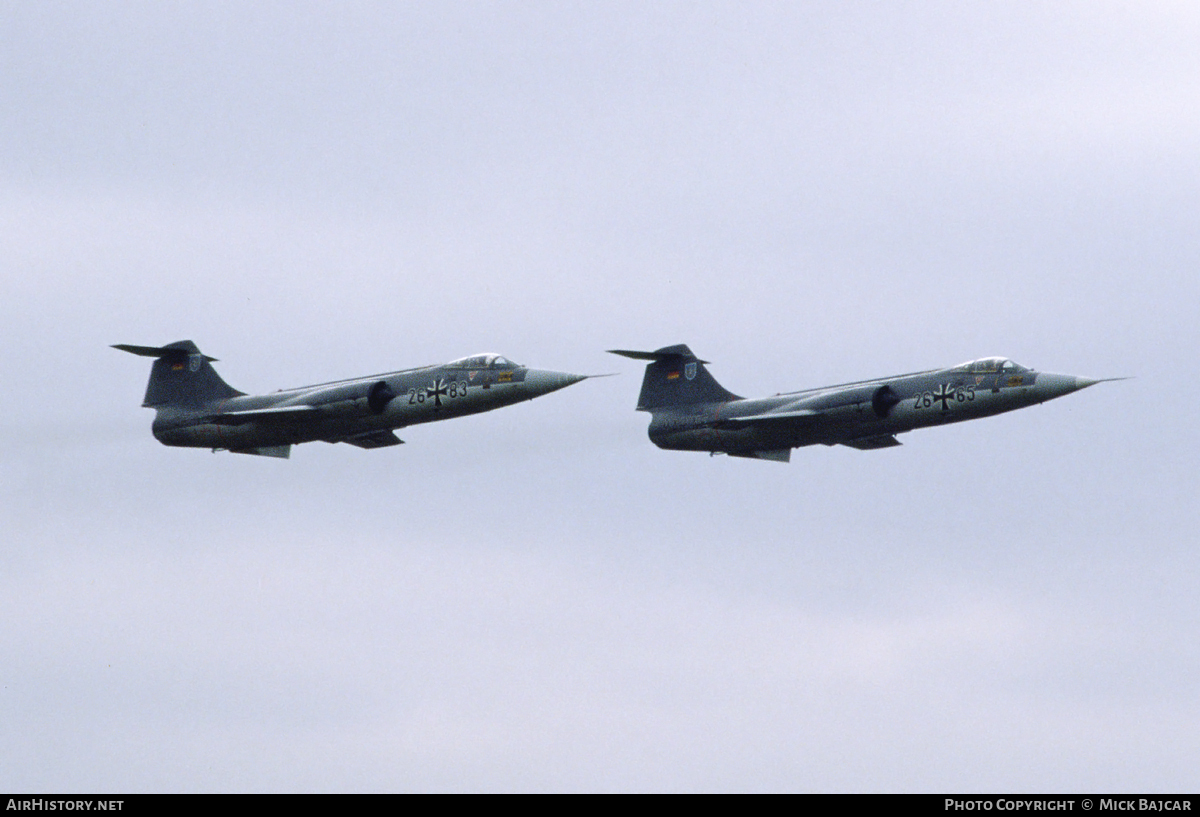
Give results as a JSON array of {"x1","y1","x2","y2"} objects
[
  {"x1": 425, "y1": 378, "x2": 449, "y2": 408},
  {"x1": 932, "y1": 383, "x2": 954, "y2": 411}
]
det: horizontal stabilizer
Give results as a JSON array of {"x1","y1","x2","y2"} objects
[
  {"x1": 729, "y1": 448, "x2": 791, "y2": 463},
  {"x1": 338, "y1": 430, "x2": 404, "y2": 449},
  {"x1": 208, "y1": 405, "x2": 318, "y2": 425},
  {"x1": 114, "y1": 340, "x2": 241, "y2": 406},
  {"x1": 609, "y1": 344, "x2": 735, "y2": 409},
  {"x1": 113, "y1": 343, "x2": 217, "y2": 362},
  {"x1": 608, "y1": 349, "x2": 710, "y2": 364},
  {"x1": 841, "y1": 435, "x2": 902, "y2": 450}
]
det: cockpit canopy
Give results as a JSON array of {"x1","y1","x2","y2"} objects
[
  {"x1": 952, "y1": 357, "x2": 1029, "y2": 374},
  {"x1": 445, "y1": 353, "x2": 520, "y2": 370}
]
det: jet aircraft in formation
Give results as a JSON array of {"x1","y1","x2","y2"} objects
[
  {"x1": 115, "y1": 340, "x2": 1116, "y2": 461},
  {"x1": 113, "y1": 341, "x2": 589, "y2": 458},
  {"x1": 608, "y1": 344, "x2": 1120, "y2": 462}
]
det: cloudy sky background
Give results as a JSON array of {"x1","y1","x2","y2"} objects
[{"x1": 2, "y1": 2, "x2": 1197, "y2": 791}]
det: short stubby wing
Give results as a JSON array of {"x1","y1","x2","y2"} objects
[
  {"x1": 206, "y1": 405, "x2": 319, "y2": 425},
  {"x1": 840, "y1": 435, "x2": 902, "y2": 450},
  {"x1": 713, "y1": 408, "x2": 820, "y2": 430},
  {"x1": 335, "y1": 430, "x2": 404, "y2": 449}
]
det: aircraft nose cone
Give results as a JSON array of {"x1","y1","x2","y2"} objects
[
  {"x1": 523, "y1": 369, "x2": 588, "y2": 396},
  {"x1": 1034, "y1": 372, "x2": 1127, "y2": 402},
  {"x1": 1036, "y1": 372, "x2": 1093, "y2": 400}
]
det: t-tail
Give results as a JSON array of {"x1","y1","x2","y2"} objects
[
  {"x1": 112, "y1": 341, "x2": 244, "y2": 408},
  {"x1": 608, "y1": 344, "x2": 740, "y2": 411}
]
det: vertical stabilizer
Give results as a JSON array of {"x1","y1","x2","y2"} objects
[
  {"x1": 112, "y1": 341, "x2": 244, "y2": 407},
  {"x1": 608, "y1": 344, "x2": 740, "y2": 411}
]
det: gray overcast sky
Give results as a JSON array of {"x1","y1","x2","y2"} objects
[{"x1": 2, "y1": 1, "x2": 1197, "y2": 792}]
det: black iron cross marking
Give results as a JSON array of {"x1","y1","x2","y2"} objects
[
  {"x1": 425, "y1": 378, "x2": 448, "y2": 408},
  {"x1": 932, "y1": 383, "x2": 954, "y2": 411}
]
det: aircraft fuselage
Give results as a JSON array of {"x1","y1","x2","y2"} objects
[
  {"x1": 152, "y1": 363, "x2": 581, "y2": 451},
  {"x1": 608, "y1": 346, "x2": 1110, "y2": 461},
  {"x1": 115, "y1": 341, "x2": 586, "y2": 457},
  {"x1": 649, "y1": 366, "x2": 1088, "y2": 453}
]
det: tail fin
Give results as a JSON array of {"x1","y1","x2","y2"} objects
[
  {"x1": 113, "y1": 341, "x2": 244, "y2": 408},
  {"x1": 608, "y1": 344, "x2": 740, "y2": 411}
]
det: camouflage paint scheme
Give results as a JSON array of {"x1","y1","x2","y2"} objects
[
  {"x1": 115, "y1": 341, "x2": 588, "y2": 458},
  {"x1": 610, "y1": 344, "x2": 1119, "y2": 463}
]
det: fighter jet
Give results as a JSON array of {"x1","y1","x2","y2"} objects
[
  {"x1": 609, "y1": 344, "x2": 1120, "y2": 463},
  {"x1": 115, "y1": 341, "x2": 590, "y2": 458}
]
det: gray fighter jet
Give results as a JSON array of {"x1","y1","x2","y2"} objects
[
  {"x1": 609, "y1": 344, "x2": 1120, "y2": 463},
  {"x1": 115, "y1": 341, "x2": 589, "y2": 458}
]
